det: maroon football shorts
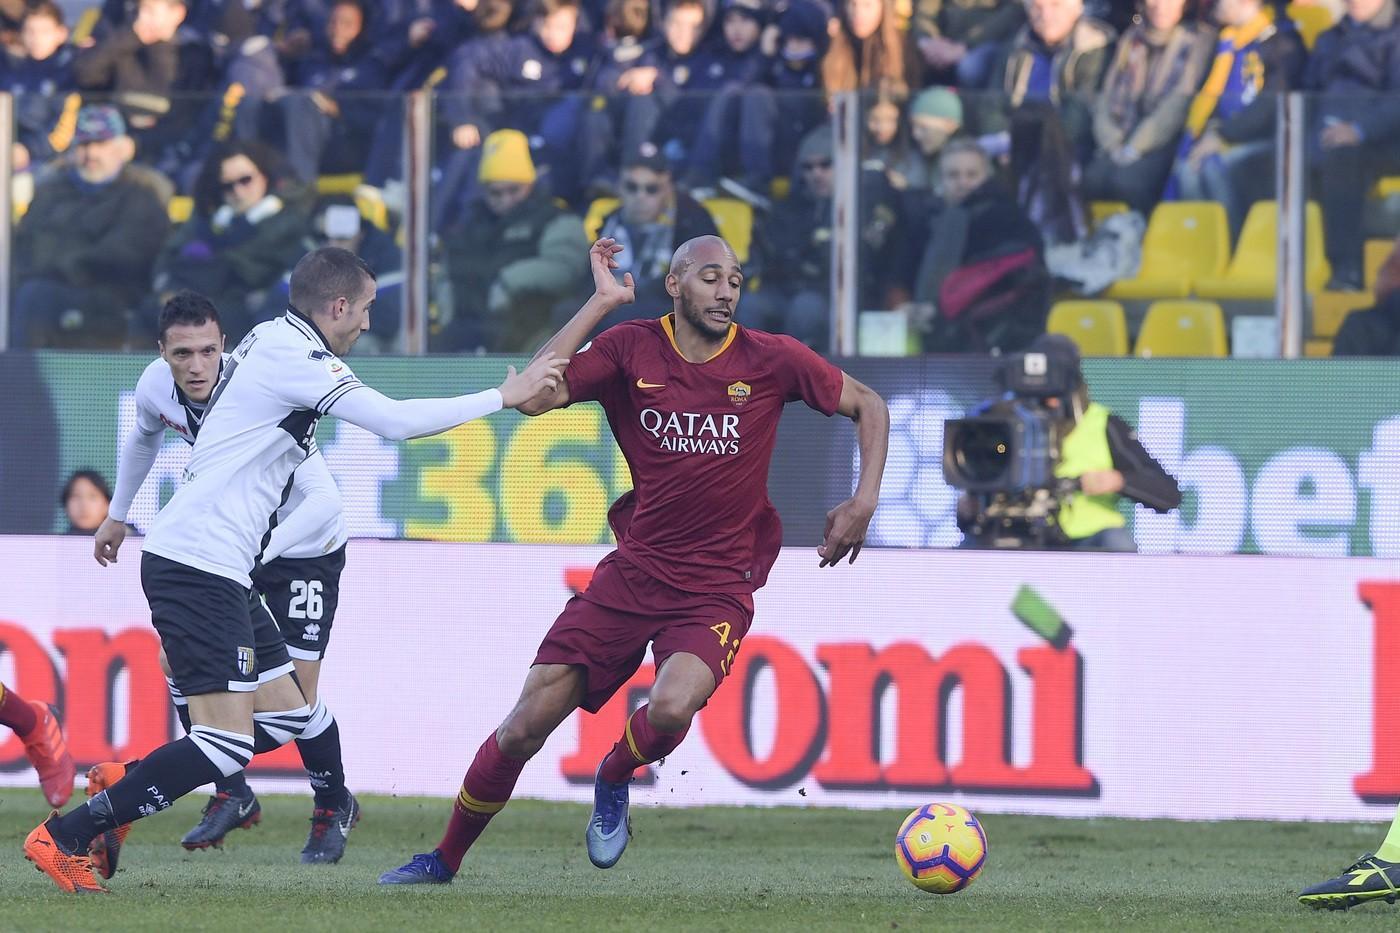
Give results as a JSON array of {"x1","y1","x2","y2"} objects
[{"x1": 533, "y1": 552, "x2": 754, "y2": 713}]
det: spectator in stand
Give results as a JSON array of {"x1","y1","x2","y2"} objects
[
  {"x1": 863, "y1": 88, "x2": 927, "y2": 191},
  {"x1": 822, "y1": 0, "x2": 922, "y2": 96},
  {"x1": 62, "y1": 470, "x2": 116, "y2": 535},
  {"x1": 1082, "y1": 0, "x2": 1214, "y2": 215},
  {"x1": 74, "y1": 0, "x2": 214, "y2": 177},
  {"x1": 4, "y1": 2, "x2": 77, "y2": 179},
  {"x1": 981, "y1": 0, "x2": 1115, "y2": 160},
  {"x1": 596, "y1": 0, "x2": 745, "y2": 183},
  {"x1": 902, "y1": 85, "x2": 965, "y2": 194},
  {"x1": 1306, "y1": 0, "x2": 1400, "y2": 290},
  {"x1": 1009, "y1": 99, "x2": 1087, "y2": 246},
  {"x1": 907, "y1": 138, "x2": 1049, "y2": 352},
  {"x1": 682, "y1": 0, "x2": 772, "y2": 206},
  {"x1": 1168, "y1": 0, "x2": 1305, "y2": 237},
  {"x1": 594, "y1": 0, "x2": 651, "y2": 79},
  {"x1": 915, "y1": 0, "x2": 1026, "y2": 88},
  {"x1": 152, "y1": 141, "x2": 309, "y2": 341},
  {"x1": 440, "y1": 129, "x2": 588, "y2": 351},
  {"x1": 597, "y1": 141, "x2": 720, "y2": 315},
  {"x1": 438, "y1": 0, "x2": 599, "y2": 206},
  {"x1": 378, "y1": 0, "x2": 477, "y2": 91},
  {"x1": 1333, "y1": 233, "x2": 1400, "y2": 355},
  {"x1": 11, "y1": 105, "x2": 169, "y2": 349},
  {"x1": 274, "y1": 0, "x2": 391, "y2": 184},
  {"x1": 752, "y1": 0, "x2": 831, "y2": 192},
  {"x1": 748, "y1": 124, "x2": 903, "y2": 349}
]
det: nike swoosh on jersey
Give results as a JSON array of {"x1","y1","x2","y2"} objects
[{"x1": 636, "y1": 378, "x2": 666, "y2": 389}]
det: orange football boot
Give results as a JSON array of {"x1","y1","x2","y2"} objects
[
  {"x1": 24, "y1": 815, "x2": 107, "y2": 894},
  {"x1": 85, "y1": 761, "x2": 133, "y2": 880},
  {"x1": 20, "y1": 701, "x2": 74, "y2": 808}
]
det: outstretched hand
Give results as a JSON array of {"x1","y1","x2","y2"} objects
[
  {"x1": 499, "y1": 356, "x2": 569, "y2": 409},
  {"x1": 818, "y1": 497, "x2": 875, "y2": 567},
  {"x1": 94, "y1": 517, "x2": 127, "y2": 566},
  {"x1": 590, "y1": 238, "x2": 636, "y2": 308}
]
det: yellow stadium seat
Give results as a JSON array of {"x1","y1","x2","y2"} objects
[
  {"x1": 168, "y1": 195, "x2": 193, "y2": 224},
  {"x1": 1089, "y1": 200, "x2": 1129, "y2": 229},
  {"x1": 584, "y1": 197, "x2": 619, "y2": 242},
  {"x1": 1193, "y1": 201, "x2": 1330, "y2": 299},
  {"x1": 316, "y1": 173, "x2": 363, "y2": 197},
  {"x1": 1372, "y1": 176, "x2": 1400, "y2": 198},
  {"x1": 1305, "y1": 338, "x2": 1333, "y2": 357},
  {"x1": 1046, "y1": 300, "x2": 1129, "y2": 356},
  {"x1": 1312, "y1": 290, "x2": 1372, "y2": 338},
  {"x1": 1135, "y1": 300, "x2": 1229, "y2": 357},
  {"x1": 1287, "y1": 2, "x2": 1334, "y2": 49},
  {"x1": 701, "y1": 197, "x2": 753, "y2": 263},
  {"x1": 1108, "y1": 201, "x2": 1229, "y2": 299},
  {"x1": 1366, "y1": 237, "x2": 1394, "y2": 290}
]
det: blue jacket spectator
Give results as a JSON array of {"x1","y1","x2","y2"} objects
[
  {"x1": 681, "y1": 0, "x2": 771, "y2": 201},
  {"x1": 1306, "y1": 0, "x2": 1400, "y2": 288},
  {"x1": 761, "y1": 0, "x2": 831, "y2": 183},
  {"x1": 276, "y1": 0, "x2": 393, "y2": 182},
  {"x1": 2, "y1": 2, "x2": 78, "y2": 172},
  {"x1": 981, "y1": 0, "x2": 1115, "y2": 160},
  {"x1": 377, "y1": 0, "x2": 476, "y2": 90},
  {"x1": 1169, "y1": 0, "x2": 1306, "y2": 236},
  {"x1": 439, "y1": 0, "x2": 597, "y2": 204}
]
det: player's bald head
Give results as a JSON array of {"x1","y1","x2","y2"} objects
[{"x1": 669, "y1": 235, "x2": 740, "y2": 279}]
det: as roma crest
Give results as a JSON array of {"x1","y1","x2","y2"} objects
[{"x1": 727, "y1": 381, "x2": 751, "y2": 407}]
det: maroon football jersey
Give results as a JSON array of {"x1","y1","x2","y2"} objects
[{"x1": 564, "y1": 314, "x2": 844, "y2": 595}]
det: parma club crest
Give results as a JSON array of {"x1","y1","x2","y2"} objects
[
  {"x1": 727, "y1": 381, "x2": 751, "y2": 407},
  {"x1": 236, "y1": 646, "x2": 256, "y2": 677}
]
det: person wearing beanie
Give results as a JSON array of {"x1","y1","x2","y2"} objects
[
  {"x1": 11, "y1": 103, "x2": 171, "y2": 349},
  {"x1": 747, "y1": 123, "x2": 904, "y2": 350},
  {"x1": 440, "y1": 129, "x2": 590, "y2": 352},
  {"x1": 738, "y1": 0, "x2": 832, "y2": 188},
  {"x1": 902, "y1": 85, "x2": 965, "y2": 189}
]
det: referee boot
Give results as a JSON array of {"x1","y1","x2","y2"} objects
[
  {"x1": 182, "y1": 785, "x2": 262, "y2": 850},
  {"x1": 585, "y1": 764, "x2": 631, "y2": 869},
  {"x1": 85, "y1": 761, "x2": 133, "y2": 880},
  {"x1": 301, "y1": 792, "x2": 361, "y2": 864},
  {"x1": 1301, "y1": 854, "x2": 1400, "y2": 910}
]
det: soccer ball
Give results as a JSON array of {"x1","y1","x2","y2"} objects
[{"x1": 894, "y1": 803, "x2": 988, "y2": 894}]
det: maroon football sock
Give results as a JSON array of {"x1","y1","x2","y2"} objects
[
  {"x1": 436, "y1": 732, "x2": 527, "y2": 873},
  {"x1": 0, "y1": 682, "x2": 38, "y2": 737},
  {"x1": 598, "y1": 705, "x2": 690, "y2": 785}
]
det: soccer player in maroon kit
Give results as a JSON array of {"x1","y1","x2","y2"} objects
[{"x1": 380, "y1": 235, "x2": 889, "y2": 883}]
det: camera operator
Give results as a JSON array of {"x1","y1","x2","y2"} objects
[{"x1": 955, "y1": 334, "x2": 1181, "y2": 551}]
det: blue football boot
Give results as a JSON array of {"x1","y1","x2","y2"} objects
[
  {"x1": 585, "y1": 765, "x2": 631, "y2": 869},
  {"x1": 378, "y1": 850, "x2": 456, "y2": 885}
]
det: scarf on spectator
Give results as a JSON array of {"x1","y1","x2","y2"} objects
[
  {"x1": 1102, "y1": 24, "x2": 1198, "y2": 135},
  {"x1": 1185, "y1": 9, "x2": 1275, "y2": 138}
]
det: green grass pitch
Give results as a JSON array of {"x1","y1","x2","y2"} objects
[{"x1": 0, "y1": 787, "x2": 1396, "y2": 931}]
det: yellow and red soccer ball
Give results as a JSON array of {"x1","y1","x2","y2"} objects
[{"x1": 894, "y1": 803, "x2": 988, "y2": 894}]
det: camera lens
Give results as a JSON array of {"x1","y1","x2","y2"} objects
[{"x1": 955, "y1": 422, "x2": 1012, "y2": 485}]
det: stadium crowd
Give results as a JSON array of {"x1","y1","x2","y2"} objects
[{"x1": 2, "y1": 0, "x2": 1399, "y2": 354}]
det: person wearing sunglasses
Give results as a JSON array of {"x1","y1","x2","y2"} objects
[
  {"x1": 151, "y1": 140, "x2": 310, "y2": 342},
  {"x1": 594, "y1": 141, "x2": 719, "y2": 321},
  {"x1": 747, "y1": 123, "x2": 906, "y2": 351}
]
